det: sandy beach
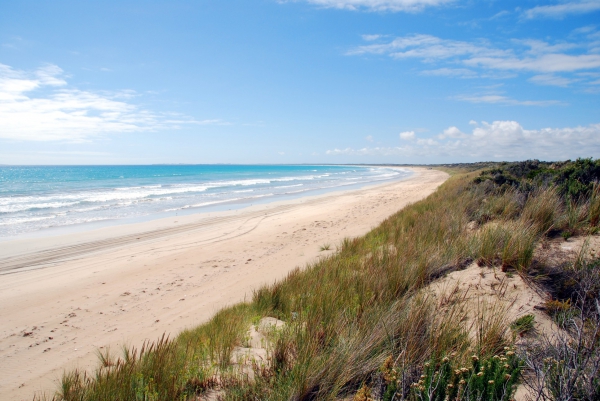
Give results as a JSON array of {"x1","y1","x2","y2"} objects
[{"x1": 0, "y1": 167, "x2": 448, "y2": 401}]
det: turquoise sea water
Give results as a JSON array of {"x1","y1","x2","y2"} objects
[{"x1": 0, "y1": 165, "x2": 410, "y2": 238}]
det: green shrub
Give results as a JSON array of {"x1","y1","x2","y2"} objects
[
  {"x1": 381, "y1": 351, "x2": 521, "y2": 401},
  {"x1": 554, "y1": 158, "x2": 600, "y2": 199}
]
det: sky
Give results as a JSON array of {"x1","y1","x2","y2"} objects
[{"x1": 1, "y1": 0, "x2": 600, "y2": 165}]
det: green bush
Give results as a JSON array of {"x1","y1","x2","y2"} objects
[{"x1": 381, "y1": 351, "x2": 521, "y2": 401}]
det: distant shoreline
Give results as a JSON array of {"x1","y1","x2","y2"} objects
[{"x1": 0, "y1": 165, "x2": 410, "y2": 241}]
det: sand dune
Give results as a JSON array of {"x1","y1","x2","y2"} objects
[{"x1": 0, "y1": 167, "x2": 448, "y2": 401}]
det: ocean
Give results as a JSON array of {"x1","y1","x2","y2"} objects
[{"x1": 0, "y1": 165, "x2": 410, "y2": 239}]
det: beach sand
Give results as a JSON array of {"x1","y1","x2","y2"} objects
[{"x1": 0, "y1": 167, "x2": 448, "y2": 401}]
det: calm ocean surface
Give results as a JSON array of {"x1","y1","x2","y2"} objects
[{"x1": 0, "y1": 165, "x2": 410, "y2": 238}]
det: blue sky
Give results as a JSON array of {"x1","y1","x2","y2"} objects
[{"x1": 1, "y1": 0, "x2": 599, "y2": 164}]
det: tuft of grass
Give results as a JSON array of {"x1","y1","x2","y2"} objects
[
  {"x1": 589, "y1": 184, "x2": 600, "y2": 227},
  {"x1": 319, "y1": 243, "x2": 331, "y2": 251},
  {"x1": 521, "y1": 187, "x2": 562, "y2": 233},
  {"x1": 510, "y1": 314, "x2": 535, "y2": 336}
]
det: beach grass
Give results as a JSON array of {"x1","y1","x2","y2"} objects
[{"x1": 38, "y1": 159, "x2": 600, "y2": 401}]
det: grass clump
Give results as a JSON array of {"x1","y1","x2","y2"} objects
[
  {"x1": 510, "y1": 315, "x2": 535, "y2": 336},
  {"x1": 319, "y1": 243, "x2": 332, "y2": 251}
]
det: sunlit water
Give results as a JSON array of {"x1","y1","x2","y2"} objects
[{"x1": 0, "y1": 165, "x2": 410, "y2": 238}]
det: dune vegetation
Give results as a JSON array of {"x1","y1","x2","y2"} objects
[{"x1": 39, "y1": 159, "x2": 600, "y2": 401}]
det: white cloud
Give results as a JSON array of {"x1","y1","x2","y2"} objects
[
  {"x1": 454, "y1": 94, "x2": 564, "y2": 106},
  {"x1": 515, "y1": 39, "x2": 578, "y2": 55},
  {"x1": 362, "y1": 34, "x2": 382, "y2": 41},
  {"x1": 348, "y1": 33, "x2": 600, "y2": 88},
  {"x1": 365, "y1": 134, "x2": 374, "y2": 141},
  {"x1": 523, "y1": 1, "x2": 600, "y2": 19},
  {"x1": 439, "y1": 126, "x2": 466, "y2": 139},
  {"x1": 326, "y1": 121, "x2": 600, "y2": 160},
  {"x1": 350, "y1": 34, "x2": 600, "y2": 73},
  {"x1": 286, "y1": 0, "x2": 454, "y2": 12},
  {"x1": 348, "y1": 34, "x2": 506, "y2": 60},
  {"x1": 529, "y1": 74, "x2": 577, "y2": 87},
  {"x1": 0, "y1": 63, "x2": 220, "y2": 142},
  {"x1": 421, "y1": 68, "x2": 478, "y2": 78},
  {"x1": 399, "y1": 130, "x2": 415, "y2": 140},
  {"x1": 465, "y1": 53, "x2": 600, "y2": 73},
  {"x1": 326, "y1": 147, "x2": 403, "y2": 156}
]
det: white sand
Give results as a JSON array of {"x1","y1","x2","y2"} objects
[{"x1": 0, "y1": 167, "x2": 448, "y2": 401}]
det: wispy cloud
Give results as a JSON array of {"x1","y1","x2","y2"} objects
[
  {"x1": 326, "y1": 121, "x2": 600, "y2": 160},
  {"x1": 421, "y1": 68, "x2": 479, "y2": 78},
  {"x1": 362, "y1": 34, "x2": 383, "y2": 41},
  {"x1": 281, "y1": 0, "x2": 454, "y2": 12},
  {"x1": 0, "y1": 63, "x2": 224, "y2": 142},
  {"x1": 523, "y1": 1, "x2": 600, "y2": 19},
  {"x1": 348, "y1": 32, "x2": 600, "y2": 90},
  {"x1": 529, "y1": 74, "x2": 577, "y2": 87},
  {"x1": 349, "y1": 34, "x2": 600, "y2": 73},
  {"x1": 465, "y1": 53, "x2": 600, "y2": 73},
  {"x1": 454, "y1": 94, "x2": 564, "y2": 106}
]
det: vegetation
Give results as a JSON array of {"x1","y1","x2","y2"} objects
[
  {"x1": 473, "y1": 158, "x2": 600, "y2": 201},
  {"x1": 510, "y1": 315, "x2": 535, "y2": 336},
  {"x1": 38, "y1": 159, "x2": 600, "y2": 401},
  {"x1": 403, "y1": 351, "x2": 521, "y2": 401},
  {"x1": 520, "y1": 256, "x2": 600, "y2": 400}
]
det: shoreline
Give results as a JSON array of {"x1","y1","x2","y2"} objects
[
  {"x1": 0, "y1": 165, "x2": 410, "y2": 245},
  {"x1": 0, "y1": 167, "x2": 448, "y2": 401},
  {"x1": 0, "y1": 169, "x2": 412, "y2": 272}
]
